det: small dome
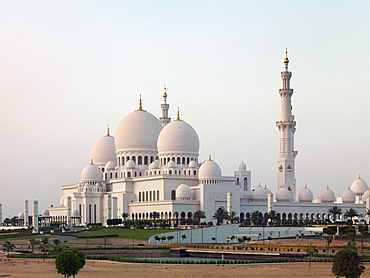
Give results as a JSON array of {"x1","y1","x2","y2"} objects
[
  {"x1": 198, "y1": 157, "x2": 222, "y2": 180},
  {"x1": 276, "y1": 186, "x2": 291, "y2": 202},
  {"x1": 342, "y1": 187, "x2": 356, "y2": 204},
  {"x1": 320, "y1": 186, "x2": 335, "y2": 203},
  {"x1": 90, "y1": 133, "x2": 116, "y2": 166},
  {"x1": 72, "y1": 209, "x2": 80, "y2": 217},
  {"x1": 158, "y1": 119, "x2": 199, "y2": 155},
  {"x1": 252, "y1": 184, "x2": 268, "y2": 201},
  {"x1": 59, "y1": 196, "x2": 65, "y2": 206},
  {"x1": 167, "y1": 160, "x2": 176, "y2": 168},
  {"x1": 351, "y1": 176, "x2": 368, "y2": 196},
  {"x1": 362, "y1": 188, "x2": 370, "y2": 202},
  {"x1": 189, "y1": 161, "x2": 197, "y2": 168},
  {"x1": 313, "y1": 197, "x2": 321, "y2": 203},
  {"x1": 176, "y1": 183, "x2": 191, "y2": 200},
  {"x1": 81, "y1": 163, "x2": 103, "y2": 182},
  {"x1": 239, "y1": 162, "x2": 247, "y2": 171},
  {"x1": 149, "y1": 160, "x2": 159, "y2": 169},
  {"x1": 126, "y1": 159, "x2": 136, "y2": 169},
  {"x1": 41, "y1": 209, "x2": 50, "y2": 217},
  {"x1": 298, "y1": 185, "x2": 313, "y2": 203},
  {"x1": 264, "y1": 185, "x2": 272, "y2": 196},
  {"x1": 105, "y1": 160, "x2": 116, "y2": 171},
  {"x1": 18, "y1": 212, "x2": 24, "y2": 219},
  {"x1": 115, "y1": 110, "x2": 162, "y2": 152}
]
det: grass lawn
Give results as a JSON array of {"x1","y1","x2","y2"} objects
[{"x1": 78, "y1": 228, "x2": 170, "y2": 241}]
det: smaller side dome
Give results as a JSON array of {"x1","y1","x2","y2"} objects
[
  {"x1": 105, "y1": 160, "x2": 116, "y2": 171},
  {"x1": 313, "y1": 197, "x2": 321, "y2": 203},
  {"x1": 189, "y1": 160, "x2": 197, "y2": 168},
  {"x1": 149, "y1": 160, "x2": 159, "y2": 169},
  {"x1": 320, "y1": 185, "x2": 335, "y2": 203},
  {"x1": 72, "y1": 209, "x2": 80, "y2": 217},
  {"x1": 167, "y1": 160, "x2": 176, "y2": 168},
  {"x1": 199, "y1": 157, "x2": 222, "y2": 180},
  {"x1": 298, "y1": 185, "x2": 313, "y2": 203},
  {"x1": 252, "y1": 184, "x2": 268, "y2": 201},
  {"x1": 239, "y1": 161, "x2": 247, "y2": 171},
  {"x1": 362, "y1": 188, "x2": 370, "y2": 202},
  {"x1": 41, "y1": 209, "x2": 50, "y2": 217},
  {"x1": 342, "y1": 187, "x2": 356, "y2": 204},
  {"x1": 81, "y1": 163, "x2": 103, "y2": 182},
  {"x1": 59, "y1": 196, "x2": 65, "y2": 206},
  {"x1": 276, "y1": 186, "x2": 291, "y2": 202},
  {"x1": 126, "y1": 160, "x2": 136, "y2": 169},
  {"x1": 351, "y1": 175, "x2": 368, "y2": 196},
  {"x1": 264, "y1": 185, "x2": 272, "y2": 196},
  {"x1": 18, "y1": 211, "x2": 24, "y2": 219},
  {"x1": 176, "y1": 183, "x2": 191, "y2": 200}
]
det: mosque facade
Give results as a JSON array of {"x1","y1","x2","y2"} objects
[{"x1": 16, "y1": 53, "x2": 370, "y2": 227}]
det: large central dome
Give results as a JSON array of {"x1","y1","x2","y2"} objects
[{"x1": 115, "y1": 110, "x2": 163, "y2": 152}]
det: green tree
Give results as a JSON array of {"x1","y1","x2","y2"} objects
[
  {"x1": 329, "y1": 206, "x2": 343, "y2": 222},
  {"x1": 193, "y1": 210, "x2": 206, "y2": 225},
  {"x1": 39, "y1": 237, "x2": 50, "y2": 262},
  {"x1": 154, "y1": 235, "x2": 160, "y2": 244},
  {"x1": 181, "y1": 234, "x2": 187, "y2": 243},
  {"x1": 28, "y1": 238, "x2": 39, "y2": 253},
  {"x1": 121, "y1": 212, "x2": 129, "y2": 227},
  {"x1": 228, "y1": 211, "x2": 239, "y2": 223},
  {"x1": 265, "y1": 210, "x2": 277, "y2": 225},
  {"x1": 2, "y1": 241, "x2": 16, "y2": 261},
  {"x1": 213, "y1": 207, "x2": 229, "y2": 225},
  {"x1": 167, "y1": 235, "x2": 174, "y2": 243},
  {"x1": 251, "y1": 211, "x2": 262, "y2": 226},
  {"x1": 332, "y1": 242, "x2": 365, "y2": 278},
  {"x1": 345, "y1": 209, "x2": 359, "y2": 221},
  {"x1": 160, "y1": 236, "x2": 166, "y2": 243},
  {"x1": 55, "y1": 249, "x2": 85, "y2": 278}
]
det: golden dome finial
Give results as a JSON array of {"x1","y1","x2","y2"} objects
[
  {"x1": 163, "y1": 85, "x2": 167, "y2": 98},
  {"x1": 326, "y1": 185, "x2": 329, "y2": 189},
  {"x1": 284, "y1": 48, "x2": 289, "y2": 64},
  {"x1": 135, "y1": 94, "x2": 145, "y2": 111},
  {"x1": 358, "y1": 174, "x2": 361, "y2": 179},
  {"x1": 90, "y1": 159, "x2": 94, "y2": 165},
  {"x1": 304, "y1": 184, "x2": 307, "y2": 188},
  {"x1": 176, "y1": 107, "x2": 181, "y2": 120},
  {"x1": 208, "y1": 154, "x2": 212, "y2": 161},
  {"x1": 106, "y1": 124, "x2": 110, "y2": 136}
]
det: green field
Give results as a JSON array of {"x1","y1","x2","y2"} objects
[{"x1": 77, "y1": 228, "x2": 169, "y2": 241}]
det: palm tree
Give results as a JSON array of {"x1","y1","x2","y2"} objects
[
  {"x1": 251, "y1": 211, "x2": 262, "y2": 226},
  {"x1": 193, "y1": 210, "x2": 206, "y2": 225},
  {"x1": 228, "y1": 211, "x2": 240, "y2": 223},
  {"x1": 121, "y1": 212, "x2": 129, "y2": 227},
  {"x1": 2, "y1": 241, "x2": 16, "y2": 261},
  {"x1": 213, "y1": 207, "x2": 229, "y2": 225},
  {"x1": 344, "y1": 208, "x2": 359, "y2": 221},
  {"x1": 265, "y1": 210, "x2": 277, "y2": 225},
  {"x1": 328, "y1": 206, "x2": 343, "y2": 222},
  {"x1": 365, "y1": 209, "x2": 370, "y2": 218}
]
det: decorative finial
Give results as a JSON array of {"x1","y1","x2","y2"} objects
[
  {"x1": 305, "y1": 184, "x2": 307, "y2": 188},
  {"x1": 358, "y1": 174, "x2": 361, "y2": 179},
  {"x1": 90, "y1": 159, "x2": 94, "y2": 165},
  {"x1": 135, "y1": 94, "x2": 145, "y2": 111},
  {"x1": 106, "y1": 124, "x2": 110, "y2": 136},
  {"x1": 264, "y1": 185, "x2": 267, "y2": 189},
  {"x1": 176, "y1": 107, "x2": 181, "y2": 120},
  {"x1": 326, "y1": 185, "x2": 329, "y2": 189},
  {"x1": 284, "y1": 48, "x2": 289, "y2": 64},
  {"x1": 163, "y1": 85, "x2": 167, "y2": 98},
  {"x1": 208, "y1": 154, "x2": 212, "y2": 161},
  {"x1": 348, "y1": 186, "x2": 351, "y2": 190},
  {"x1": 258, "y1": 183, "x2": 261, "y2": 187}
]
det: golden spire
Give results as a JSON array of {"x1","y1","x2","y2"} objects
[
  {"x1": 326, "y1": 185, "x2": 329, "y2": 189},
  {"x1": 163, "y1": 85, "x2": 167, "y2": 98},
  {"x1": 358, "y1": 174, "x2": 361, "y2": 179},
  {"x1": 176, "y1": 107, "x2": 181, "y2": 120},
  {"x1": 90, "y1": 159, "x2": 94, "y2": 165},
  {"x1": 208, "y1": 154, "x2": 212, "y2": 161},
  {"x1": 284, "y1": 48, "x2": 289, "y2": 63},
  {"x1": 135, "y1": 94, "x2": 145, "y2": 111},
  {"x1": 106, "y1": 124, "x2": 110, "y2": 136}
]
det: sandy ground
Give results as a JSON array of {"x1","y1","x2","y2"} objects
[{"x1": 1, "y1": 259, "x2": 370, "y2": 278}]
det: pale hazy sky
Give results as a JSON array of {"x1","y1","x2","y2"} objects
[{"x1": 1, "y1": 1, "x2": 370, "y2": 218}]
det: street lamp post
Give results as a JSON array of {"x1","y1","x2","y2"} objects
[
  {"x1": 249, "y1": 227, "x2": 252, "y2": 236},
  {"x1": 262, "y1": 226, "x2": 265, "y2": 246},
  {"x1": 201, "y1": 226, "x2": 204, "y2": 244},
  {"x1": 215, "y1": 227, "x2": 218, "y2": 244}
]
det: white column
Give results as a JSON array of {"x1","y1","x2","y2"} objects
[
  {"x1": 32, "y1": 200, "x2": 39, "y2": 234},
  {"x1": 0, "y1": 203, "x2": 2, "y2": 225},
  {"x1": 107, "y1": 194, "x2": 112, "y2": 226},
  {"x1": 24, "y1": 200, "x2": 29, "y2": 227},
  {"x1": 227, "y1": 192, "x2": 232, "y2": 213},
  {"x1": 67, "y1": 197, "x2": 72, "y2": 227},
  {"x1": 267, "y1": 194, "x2": 273, "y2": 213}
]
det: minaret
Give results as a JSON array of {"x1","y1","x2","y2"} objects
[
  {"x1": 276, "y1": 49, "x2": 298, "y2": 201},
  {"x1": 159, "y1": 85, "x2": 171, "y2": 126}
]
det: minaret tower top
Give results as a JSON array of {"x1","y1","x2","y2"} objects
[
  {"x1": 276, "y1": 49, "x2": 298, "y2": 201},
  {"x1": 159, "y1": 85, "x2": 171, "y2": 126}
]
